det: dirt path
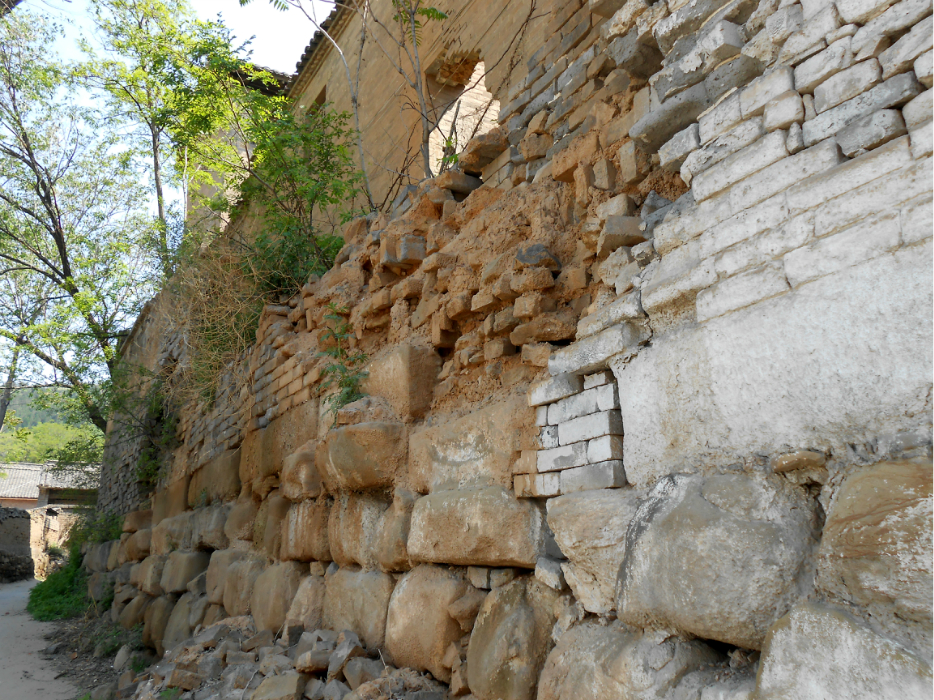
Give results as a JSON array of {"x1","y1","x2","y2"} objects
[{"x1": 0, "y1": 579, "x2": 82, "y2": 700}]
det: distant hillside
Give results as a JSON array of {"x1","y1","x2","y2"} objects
[{"x1": 7, "y1": 389, "x2": 65, "y2": 428}]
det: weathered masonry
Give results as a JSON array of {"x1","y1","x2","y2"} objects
[{"x1": 93, "y1": 0, "x2": 933, "y2": 698}]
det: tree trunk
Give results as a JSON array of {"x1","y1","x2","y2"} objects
[
  {"x1": 152, "y1": 127, "x2": 170, "y2": 277},
  {"x1": 0, "y1": 345, "x2": 19, "y2": 433}
]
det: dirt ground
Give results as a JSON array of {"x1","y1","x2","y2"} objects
[{"x1": 0, "y1": 578, "x2": 81, "y2": 700}]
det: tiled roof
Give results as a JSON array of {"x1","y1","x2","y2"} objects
[
  {"x1": 0, "y1": 462, "x2": 98, "y2": 500},
  {"x1": 287, "y1": 5, "x2": 344, "y2": 95},
  {"x1": 0, "y1": 463, "x2": 42, "y2": 500}
]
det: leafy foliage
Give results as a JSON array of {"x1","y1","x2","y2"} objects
[
  {"x1": 319, "y1": 304, "x2": 368, "y2": 415},
  {"x1": 0, "y1": 422, "x2": 96, "y2": 463},
  {"x1": 27, "y1": 548, "x2": 87, "y2": 621},
  {"x1": 0, "y1": 9, "x2": 159, "y2": 433}
]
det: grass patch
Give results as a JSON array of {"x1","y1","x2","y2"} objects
[{"x1": 27, "y1": 549, "x2": 88, "y2": 621}]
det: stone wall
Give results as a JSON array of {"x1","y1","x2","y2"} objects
[
  {"x1": 0, "y1": 507, "x2": 34, "y2": 582},
  {"x1": 95, "y1": 0, "x2": 933, "y2": 697}
]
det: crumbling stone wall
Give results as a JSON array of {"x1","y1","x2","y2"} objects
[
  {"x1": 0, "y1": 507, "x2": 34, "y2": 582},
  {"x1": 96, "y1": 0, "x2": 932, "y2": 697}
]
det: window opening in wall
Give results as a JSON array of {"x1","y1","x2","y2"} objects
[{"x1": 425, "y1": 51, "x2": 500, "y2": 175}]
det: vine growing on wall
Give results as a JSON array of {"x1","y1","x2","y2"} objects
[{"x1": 318, "y1": 303, "x2": 368, "y2": 415}]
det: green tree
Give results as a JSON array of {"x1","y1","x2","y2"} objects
[
  {"x1": 168, "y1": 45, "x2": 361, "y2": 292},
  {"x1": 0, "y1": 9, "x2": 158, "y2": 432},
  {"x1": 78, "y1": 0, "x2": 200, "y2": 277}
]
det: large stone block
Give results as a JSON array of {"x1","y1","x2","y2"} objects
[
  {"x1": 617, "y1": 473, "x2": 819, "y2": 649},
  {"x1": 122, "y1": 510, "x2": 152, "y2": 533},
  {"x1": 142, "y1": 595, "x2": 175, "y2": 657},
  {"x1": 613, "y1": 240, "x2": 933, "y2": 486},
  {"x1": 281, "y1": 498, "x2": 331, "y2": 562},
  {"x1": 222, "y1": 554, "x2": 266, "y2": 616},
  {"x1": 254, "y1": 490, "x2": 291, "y2": 559},
  {"x1": 118, "y1": 593, "x2": 151, "y2": 630},
  {"x1": 251, "y1": 561, "x2": 306, "y2": 632},
  {"x1": 125, "y1": 529, "x2": 151, "y2": 562},
  {"x1": 756, "y1": 602, "x2": 933, "y2": 698},
  {"x1": 285, "y1": 573, "x2": 326, "y2": 630},
  {"x1": 224, "y1": 498, "x2": 258, "y2": 542},
  {"x1": 362, "y1": 344, "x2": 441, "y2": 420},
  {"x1": 191, "y1": 504, "x2": 231, "y2": 551},
  {"x1": 242, "y1": 398, "x2": 319, "y2": 489},
  {"x1": 206, "y1": 549, "x2": 248, "y2": 605},
  {"x1": 817, "y1": 458, "x2": 933, "y2": 632},
  {"x1": 323, "y1": 566, "x2": 395, "y2": 650},
  {"x1": 537, "y1": 621, "x2": 724, "y2": 700},
  {"x1": 280, "y1": 441, "x2": 323, "y2": 502},
  {"x1": 138, "y1": 555, "x2": 168, "y2": 596},
  {"x1": 151, "y1": 476, "x2": 190, "y2": 527},
  {"x1": 407, "y1": 487, "x2": 546, "y2": 568},
  {"x1": 187, "y1": 449, "x2": 241, "y2": 507},
  {"x1": 321, "y1": 422, "x2": 407, "y2": 491},
  {"x1": 409, "y1": 397, "x2": 536, "y2": 492},
  {"x1": 151, "y1": 511, "x2": 193, "y2": 556},
  {"x1": 328, "y1": 493, "x2": 389, "y2": 570},
  {"x1": 385, "y1": 565, "x2": 476, "y2": 682},
  {"x1": 160, "y1": 551, "x2": 210, "y2": 594},
  {"x1": 467, "y1": 577, "x2": 559, "y2": 700},
  {"x1": 162, "y1": 592, "x2": 194, "y2": 653},
  {"x1": 375, "y1": 488, "x2": 418, "y2": 573},
  {"x1": 548, "y1": 322, "x2": 650, "y2": 376},
  {"x1": 546, "y1": 490, "x2": 642, "y2": 613}
]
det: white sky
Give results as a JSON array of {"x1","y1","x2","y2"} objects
[{"x1": 29, "y1": 0, "x2": 327, "y2": 75}]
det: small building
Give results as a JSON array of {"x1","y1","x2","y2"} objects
[{"x1": 0, "y1": 462, "x2": 97, "y2": 509}]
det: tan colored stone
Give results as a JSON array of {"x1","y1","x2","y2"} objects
[
  {"x1": 255, "y1": 490, "x2": 291, "y2": 559},
  {"x1": 205, "y1": 549, "x2": 248, "y2": 605},
  {"x1": 281, "y1": 498, "x2": 331, "y2": 562},
  {"x1": 187, "y1": 449, "x2": 241, "y2": 506},
  {"x1": 138, "y1": 555, "x2": 167, "y2": 596},
  {"x1": 280, "y1": 441, "x2": 323, "y2": 502},
  {"x1": 160, "y1": 551, "x2": 210, "y2": 594},
  {"x1": 321, "y1": 422, "x2": 407, "y2": 491},
  {"x1": 162, "y1": 592, "x2": 194, "y2": 653},
  {"x1": 467, "y1": 577, "x2": 560, "y2": 700},
  {"x1": 122, "y1": 510, "x2": 152, "y2": 533},
  {"x1": 323, "y1": 566, "x2": 395, "y2": 650},
  {"x1": 251, "y1": 673, "x2": 306, "y2": 700},
  {"x1": 151, "y1": 476, "x2": 190, "y2": 527},
  {"x1": 546, "y1": 489, "x2": 642, "y2": 613},
  {"x1": 771, "y1": 449, "x2": 826, "y2": 472},
  {"x1": 408, "y1": 487, "x2": 546, "y2": 567},
  {"x1": 142, "y1": 595, "x2": 175, "y2": 657},
  {"x1": 285, "y1": 574, "x2": 326, "y2": 630},
  {"x1": 118, "y1": 593, "x2": 151, "y2": 630},
  {"x1": 817, "y1": 458, "x2": 933, "y2": 630},
  {"x1": 328, "y1": 493, "x2": 389, "y2": 570},
  {"x1": 242, "y1": 399, "x2": 319, "y2": 489},
  {"x1": 537, "y1": 621, "x2": 724, "y2": 700},
  {"x1": 386, "y1": 565, "x2": 475, "y2": 682},
  {"x1": 224, "y1": 497, "x2": 258, "y2": 542},
  {"x1": 124, "y1": 529, "x2": 151, "y2": 562},
  {"x1": 223, "y1": 554, "x2": 266, "y2": 616},
  {"x1": 191, "y1": 504, "x2": 231, "y2": 551},
  {"x1": 151, "y1": 511, "x2": 193, "y2": 556},
  {"x1": 251, "y1": 561, "x2": 306, "y2": 632},
  {"x1": 376, "y1": 488, "x2": 418, "y2": 573},
  {"x1": 552, "y1": 132, "x2": 601, "y2": 183},
  {"x1": 362, "y1": 344, "x2": 441, "y2": 421},
  {"x1": 408, "y1": 397, "x2": 536, "y2": 492}
]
